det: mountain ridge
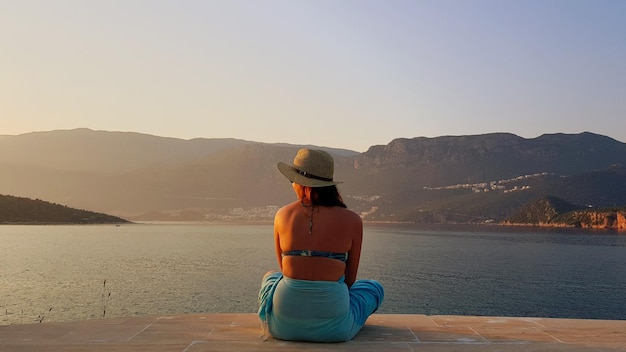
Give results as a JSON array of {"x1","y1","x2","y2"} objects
[{"x1": 2, "y1": 129, "x2": 626, "y2": 226}]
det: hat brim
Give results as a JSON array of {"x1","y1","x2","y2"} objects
[{"x1": 277, "y1": 162, "x2": 342, "y2": 187}]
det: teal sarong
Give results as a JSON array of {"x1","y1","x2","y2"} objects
[{"x1": 258, "y1": 272, "x2": 384, "y2": 342}]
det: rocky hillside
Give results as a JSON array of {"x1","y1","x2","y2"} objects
[
  {"x1": 346, "y1": 132, "x2": 626, "y2": 191},
  {"x1": 343, "y1": 134, "x2": 626, "y2": 223},
  {"x1": 506, "y1": 196, "x2": 626, "y2": 229},
  {"x1": 2, "y1": 129, "x2": 626, "y2": 224},
  {"x1": 551, "y1": 208, "x2": 626, "y2": 230},
  {"x1": 503, "y1": 196, "x2": 584, "y2": 224}
]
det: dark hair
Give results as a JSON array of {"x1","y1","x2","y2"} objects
[{"x1": 309, "y1": 185, "x2": 347, "y2": 208}]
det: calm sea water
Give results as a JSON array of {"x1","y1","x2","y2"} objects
[{"x1": 1, "y1": 223, "x2": 625, "y2": 325}]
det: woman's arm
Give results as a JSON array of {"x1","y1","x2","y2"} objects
[
  {"x1": 273, "y1": 212, "x2": 284, "y2": 271},
  {"x1": 344, "y1": 215, "x2": 363, "y2": 287}
]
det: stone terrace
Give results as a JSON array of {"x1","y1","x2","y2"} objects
[{"x1": 1, "y1": 313, "x2": 625, "y2": 351}]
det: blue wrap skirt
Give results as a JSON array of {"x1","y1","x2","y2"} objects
[{"x1": 258, "y1": 272, "x2": 384, "y2": 342}]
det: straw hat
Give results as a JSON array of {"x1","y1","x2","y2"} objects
[{"x1": 277, "y1": 148, "x2": 343, "y2": 187}]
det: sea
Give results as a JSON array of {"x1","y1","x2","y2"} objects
[{"x1": 1, "y1": 223, "x2": 625, "y2": 325}]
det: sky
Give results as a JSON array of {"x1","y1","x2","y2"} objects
[{"x1": 1, "y1": 0, "x2": 625, "y2": 152}]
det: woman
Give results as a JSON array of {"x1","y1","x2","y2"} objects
[{"x1": 258, "y1": 148, "x2": 384, "y2": 342}]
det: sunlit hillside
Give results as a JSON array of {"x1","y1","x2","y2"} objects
[
  {"x1": 0, "y1": 194, "x2": 128, "y2": 224},
  {"x1": 2, "y1": 129, "x2": 626, "y2": 224}
]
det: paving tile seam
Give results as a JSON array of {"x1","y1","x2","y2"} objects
[
  {"x1": 182, "y1": 340, "x2": 206, "y2": 352},
  {"x1": 0, "y1": 340, "x2": 523, "y2": 346},
  {"x1": 534, "y1": 326, "x2": 565, "y2": 343},
  {"x1": 263, "y1": 339, "x2": 542, "y2": 346},
  {"x1": 127, "y1": 322, "x2": 155, "y2": 341},
  {"x1": 467, "y1": 326, "x2": 488, "y2": 342},
  {"x1": 205, "y1": 327, "x2": 216, "y2": 338},
  {"x1": 426, "y1": 316, "x2": 442, "y2": 328},
  {"x1": 404, "y1": 341, "x2": 536, "y2": 345},
  {"x1": 406, "y1": 327, "x2": 420, "y2": 342},
  {"x1": 530, "y1": 319, "x2": 547, "y2": 328}
]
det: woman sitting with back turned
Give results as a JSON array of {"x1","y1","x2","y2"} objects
[{"x1": 258, "y1": 148, "x2": 384, "y2": 342}]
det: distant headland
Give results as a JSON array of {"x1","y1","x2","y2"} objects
[
  {"x1": 0, "y1": 194, "x2": 129, "y2": 225},
  {"x1": 504, "y1": 196, "x2": 626, "y2": 230}
]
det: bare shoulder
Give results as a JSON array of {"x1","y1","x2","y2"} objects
[
  {"x1": 346, "y1": 207, "x2": 363, "y2": 223},
  {"x1": 275, "y1": 201, "x2": 300, "y2": 219},
  {"x1": 334, "y1": 207, "x2": 363, "y2": 226}
]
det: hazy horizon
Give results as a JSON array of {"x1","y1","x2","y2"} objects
[
  {"x1": 2, "y1": 1, "x2": 625, "y2": 152},
  {"x1": 2, "y1": 127, "x2": 626, "y2": 152}
]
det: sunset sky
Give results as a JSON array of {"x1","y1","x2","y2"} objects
[{"x1": 2, "y1": 0, "x2": 625, "y2": 151}]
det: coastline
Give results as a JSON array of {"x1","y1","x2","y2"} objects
[{"x1": 3, "y1": 217, "x2": 625, "y2": 231}]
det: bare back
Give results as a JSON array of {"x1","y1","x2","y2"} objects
[{"x1": 274, "y1": 200, "x2": 363, "y2": 287}]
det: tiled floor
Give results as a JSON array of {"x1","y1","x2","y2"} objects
[{"x1": 1, "y1": 313, "x2": 625, "y2": 351}]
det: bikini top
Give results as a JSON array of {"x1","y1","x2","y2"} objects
[{"x1": 281, "y1": 249, "x2": 348, "y2": 263}]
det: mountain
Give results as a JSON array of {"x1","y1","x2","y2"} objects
[
  {"x1": 0, "y1": 194, "x2": 128, "y2": 224},
  {"x1": 505, "y1": 196, "x2": 626, "y2": 229},
  {"x1": 0, "y1": 129, "x2": 356, "y2": 216},
  {"x1": 346, "y1": 132, "x2": 626, "y2": 192},
  {"x1": 341, "y1": 133, "x2": 626, "y2": 223},
  {"x1": 506, "y1": 196, "x2": 585, "y2": 224},
  {"x1": 1, "y1": 129, "x2": 626, "y2": 225},
  {"x1": 551, "y1": 207, "x2": 626, "y2": 229}
]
